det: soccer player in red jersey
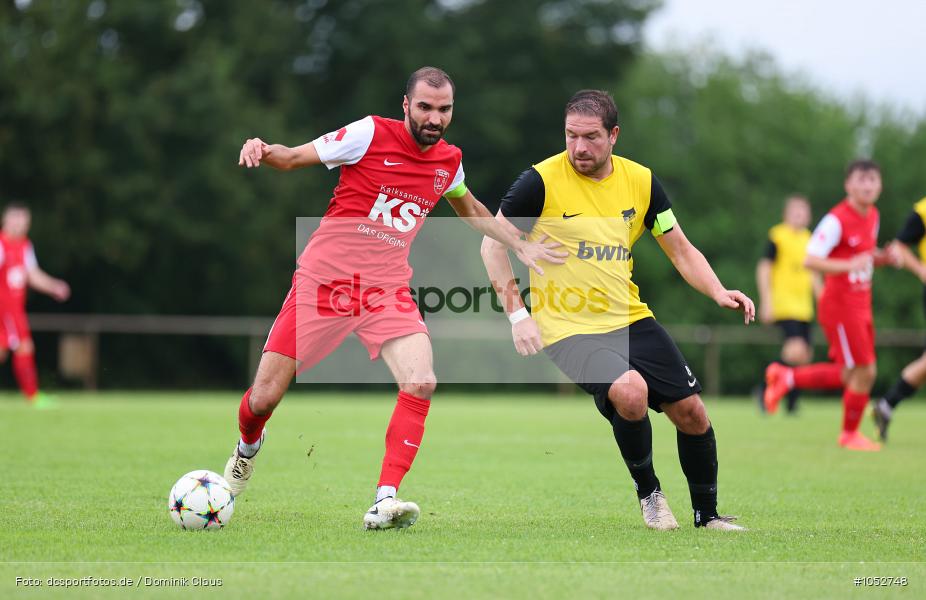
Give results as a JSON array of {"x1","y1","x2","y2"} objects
[
  {"x1": 0, "y1": 203, "x2": 71, "y2": 406},
  {"x1": 224, "y1": 67, "x2": 564, "y2": 529},
  {"x1": 764, "y1": 160, "x2": 893, "y2": 450}
]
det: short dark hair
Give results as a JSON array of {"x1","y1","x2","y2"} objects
[
  {"x1": 565, "y1": 90, "x2": 619, "y2": 131},
  {"x1": 845, "y1": 158, "x2": 880, "y2": 179},
  {"x1": 3, "y1": 202, "x2": 29, "y2": 215},
  {"x1": 406, "y1": 66, "x2": 455, "y2": 98}
]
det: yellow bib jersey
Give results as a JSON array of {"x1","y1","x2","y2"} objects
[
  {"x1": 764, "y1": 223, "x2": 814, "y2": 322},
  {"x1": 499, "y1": 151, "x2": 676, "y2": 347}
]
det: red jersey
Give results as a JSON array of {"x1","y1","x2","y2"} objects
[
  {"x1": 299, "y1": 115, "x2": 465, "y2": 286},
  {"x1": 806, "y1": 199, "x2": 879, "y2": 312},
  {"x1": 0, "y1": 234, "x2": 38, "y2": 310}
]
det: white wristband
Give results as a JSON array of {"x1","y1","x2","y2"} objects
[{"x1": 508, "y1": 307, "x2": 530, "y2": 325}]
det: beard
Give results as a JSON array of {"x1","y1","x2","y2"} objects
[
  {"x1": 569, "y1": 152, "x2": 609, "y2": 176},
  {"x1": 409, "y1": 117, "x2": 444, "y2": 146}
]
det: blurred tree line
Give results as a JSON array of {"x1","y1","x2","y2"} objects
[{"x1": 2, "y1": 0, "x2": 925, "y2": 392}]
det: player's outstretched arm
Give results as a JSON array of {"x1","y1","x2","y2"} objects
[
  {"x1": 887, "y1": 240, "x2": 926, "y2": 281},
  {"x1": 238, "y1": 138, "x2": 322, "y2": 170},
  {"x1": 656, "y1": 225, "x2": 755, "y2": 324},
  {"x1": 27, "y1": 268, "x2": 70, "y2": 302},
  {"x1": 480, "y1": 219, "x2": 544, "y2": 356},
  {"x1": 447, "y1": 190, "x2": 566, "y2": 276},
  {"x1": 803, "y1": 253, "x2": 871, "y2": 275}
]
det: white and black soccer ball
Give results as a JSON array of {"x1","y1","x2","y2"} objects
[{"x1": 168, "y1": 470, "x2": 235, "y2": 530}]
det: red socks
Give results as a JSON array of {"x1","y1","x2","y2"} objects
[
  {"x1": 842, "y1": 389, "x2": 868, "y2": 433},
  {"x1": 793, "y1": 363, "x2": 843, "y2": 390},
  {"x1": 378, "y1": 391, "x2": 430, "y2": 489},
  {"x1": 238, "y1": 388, "x2": 271, "y2": 444},
  {"x1": 13, "y1": 352, "x2": 38, "y2": 400}
]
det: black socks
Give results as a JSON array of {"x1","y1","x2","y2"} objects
[
  {"x1": 884, "y1": 377, "x2": 916, "y2": 409},
  {"x1": 677, "y1": 425, "x2": 719, "y2": 524},
  {"x1": 611, "y1": 413, "x2": 660, "y2": 499}
]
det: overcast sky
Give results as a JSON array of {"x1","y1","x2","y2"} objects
[{"x1": 643, "y1": 0, "x2": 926, "y2": 113}]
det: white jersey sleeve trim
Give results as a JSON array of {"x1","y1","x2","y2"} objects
[
  {"x1": 448, "y1": 161, "x2": 465, "y2": 191},
  {"x1": 311, "y1": 115, "x2": 375, "y2": 170},
  {"x1": 806, "y1": 213, "x2": 842, "y2": 258},
  {"x1": 25, "y1": 243, "x2": 38, "y2": 271}
]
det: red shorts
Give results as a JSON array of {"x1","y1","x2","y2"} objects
[
  {"x1": 264, "y1": 270, "x2": 428, "y2": 373},
  {"x1": 0, "y1": 308, "x2": 30, "y2": 351},
  {"x1": 818, "y1": 308, "x2": 875, "y2": 368}
]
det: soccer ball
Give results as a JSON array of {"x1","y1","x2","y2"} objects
[{"x1": 168, "y1": 470, "x2": 235, "y2": 530}]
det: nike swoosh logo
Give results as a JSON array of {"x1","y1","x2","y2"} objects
[
  {"x1": 403, "y1": 439, "x2": 420, "y2": 448},
  {"x1": 562, "y1": 212, "x2": 582, "y2": 219},
  {"x1": 687, "y1": 378, "x2": 697, "y2": 387},
  {"x1": 384, "y1": 159, "x2": 403, "y2": 166}
]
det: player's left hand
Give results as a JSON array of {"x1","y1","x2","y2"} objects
[
  {"x1": 514, "y1": 235, "x2": 568, "y2": 276},
  {"x1": 714, "y1": 289, "x2": 755, "y2": 325}
]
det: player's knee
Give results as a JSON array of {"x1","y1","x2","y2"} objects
[
  {"x1": 400, "y1": 372, "x2": 437, "y2": 399},
  {"x1": 848, "y1": 363, "x2": 876, "y2": 387},
  {"x1": 608, "y1": 371, "x2": 648, "y2": 420},
  {"x1": 14, "y1": 340, "x2": 34, "y2": 355},
  {"x1": 782, "y1": 340, "x2": 810, "y2": 365},
  {"x1": 249, "y1": 379, "x2": 288, "y2": 415},
  {"x1": 668, "y1": 396, "x2": 710, "y2": 435}
]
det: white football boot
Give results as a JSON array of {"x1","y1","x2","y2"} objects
[
  {"x1": 639, "y1": 490, "x2": 679, "y2": 530},
  {"x1": 223, "y1": 430, "x2": 264, "y2": 497},
  {"x1": 700, "y1": 515, "x2": 747, "y2": 531},
  {"x1": 363, "y1": 496, "x2": 421, "y2": 530}
]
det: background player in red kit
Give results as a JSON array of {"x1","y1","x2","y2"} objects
[
  {"x1": 226, "y1": 67, "x2": 564, "y2": 529},
  {"x1": 764, "y1": 160, "x2": 893, "y2": 450},
  {"x1": 0, "y1": 203, "x2": 71, "y2": 405}
]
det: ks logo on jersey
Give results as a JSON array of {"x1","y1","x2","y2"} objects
[
  {"x1": 368, "y1": 193, "x2": 424, "y2": 233},
  {"x1": 433, "y1": 169, "x2": 450, "y2": 195}
]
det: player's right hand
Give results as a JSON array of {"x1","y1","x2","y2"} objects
[
  {"x1": 51, "y1": 281, "x2": 70, "y2": 302},
  {"x1": 239, "y1": 138, "x2": 270, "y2": 168},
  {"x1": 847, "y1": 252, "x2": 873, "y2": 273},
  {"x1": 512, "y1": 317, "x2": 543, "y2": 356}
]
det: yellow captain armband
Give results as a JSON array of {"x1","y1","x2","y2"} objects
[
  {"x1": 651, "y1": 208, "x2": 677, "y2": 237},
  {"x1": 444, "y1": 181, "x2": 468, "y2": 199}
]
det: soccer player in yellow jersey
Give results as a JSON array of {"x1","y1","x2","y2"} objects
[
  {"x1": 756, "y1": 195, "x2": 820, "y2": 413},
  {"x1": 481, "y1": 90, "x2": 755, "y2": 531},
  {"x1": 872, "y1": 196, "x2": 926, "y2": 441}
]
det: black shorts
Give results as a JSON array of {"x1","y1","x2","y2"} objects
[
  {"x1": 775, "y1": 320, "x2": 811, "y2": 343},
  {"x1": 545, "y1": 317, "x2": 701, "y2": 419}
]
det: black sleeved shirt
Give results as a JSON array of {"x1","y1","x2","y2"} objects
[{"x1": 896, "y1": 210, "x2": 926, "y2": 245}]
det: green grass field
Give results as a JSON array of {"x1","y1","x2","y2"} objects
[{"x1": 1, "y1": 392, "x2": 923, "y2": 599}]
